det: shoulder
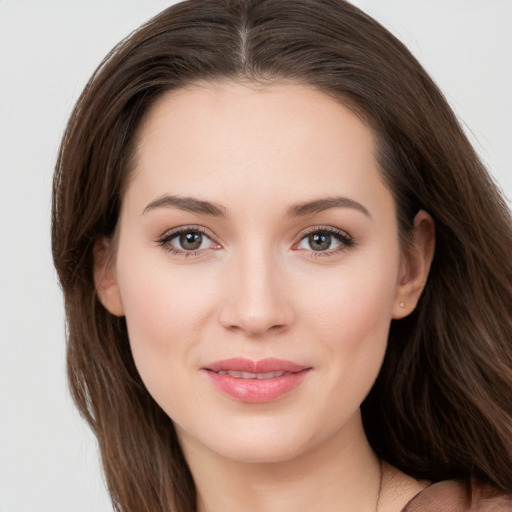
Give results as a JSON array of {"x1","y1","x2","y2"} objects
[{"x1": 402, "y1": 478, "x2": 512, "y2": 512}]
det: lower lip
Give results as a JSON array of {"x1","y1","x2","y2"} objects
[{"x1": 204, "y1": 370, "x2": 310, "y2": 403}]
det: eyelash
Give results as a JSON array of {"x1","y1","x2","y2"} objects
[
  {"x1": 155, "y1": 226, "x2": 355, "y2": 258},
  {"x1": 156, "y1": 226, "x2": 218, "y2": 257},
  {"x1": 295, "y1": 226, "x2": 355, "y2": 258}
]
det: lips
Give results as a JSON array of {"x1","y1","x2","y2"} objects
[
  {"x1": 216, "y1": 370, "x2": 291, "y2": 379},
  {"x1": 202, "y1": 358, "x2": 311, "y2": 403}
]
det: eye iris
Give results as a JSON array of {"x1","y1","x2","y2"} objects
[
  {"x1": 309, "y1": 232, "x2": 331, "y2": 251},
  {"x1": 179, "y1": 232, "x2": 202, "y2": 250}
]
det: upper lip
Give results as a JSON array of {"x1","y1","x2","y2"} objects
[{"x1": 203, "y1": 358, "x2": 310, "y2": 373}]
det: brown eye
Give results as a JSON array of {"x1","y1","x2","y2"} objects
[
  {"x1": 179, "y1": 231, "x2": 203, "y2": 250},
  {"x1": 294, "y1": 228, "x2": 354, "y2": 255},
  {"x1": 157, "y1": 228, "x2": 218, "y2": 254},
  {"x1": 308, "y1": 232, "x2": 332, "y2": 251}
]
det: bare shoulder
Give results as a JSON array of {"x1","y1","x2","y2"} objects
[
  {"x1": 378, "y1": 462, "x2": 432, "y2": 512},
  {"x1": 400, "y1": 477, "x2": 512, "y2": 512}
]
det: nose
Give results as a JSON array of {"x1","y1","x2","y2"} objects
[{"x1": 218, "y1": 247, "x2": 294, "y2": 337}]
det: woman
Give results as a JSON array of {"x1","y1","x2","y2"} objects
[{"x1": 52, "y1": 0, "x2": 512, "y2": 510}]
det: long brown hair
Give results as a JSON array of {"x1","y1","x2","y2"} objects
[{"x1": 52, "y1": 1, "x2": 512, "y2": 510}]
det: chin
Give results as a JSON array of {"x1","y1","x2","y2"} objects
[
  {"x1": 205, "y1": 434, "x2": 313, "y2": 465},
  {"x1": 175, "y1": 407, "x2": 360, "y2": 466}
]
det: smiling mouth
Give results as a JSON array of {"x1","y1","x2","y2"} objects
[
  {"x1": 215, "y1": 370, "x2": 294, "y2": 379},
  {"x1": 203, "y1": 358, "x2": 311, "y2": 403}
]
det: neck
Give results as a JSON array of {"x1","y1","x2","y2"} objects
[{"x1": 179, "y1": 413, "x2": 382, "y2": 512}]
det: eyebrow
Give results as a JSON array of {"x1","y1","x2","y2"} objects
[
  {"x1": 286, "y1": 197, "x2": 371, "y2": 218},
  {"x1": 142, "y1": 194, "x2": 370, "y2": 218},
  {"x1": 143, "y1": 195, "x2": 227, "y2": 217}
]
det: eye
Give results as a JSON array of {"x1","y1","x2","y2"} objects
[
  {"x1": 294, "y1": 228, "x2": 354, "y2": 255},
  {"x1": 176, "y1": 231, "x2": 207, "y2": 251},
  {"x1": 157, "y1": 227, "x2": 220, "y2": 255}
]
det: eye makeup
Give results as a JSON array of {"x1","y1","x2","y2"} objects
[
  {"x1": 155, "y1": 223, "x2": 355, "y2": 259},
  {"x1": 293, "y1": 226, "x2": 355, "y2": 259},
  {"x1": 156, "y1": 226, "x2": 220, "y2": 256}
]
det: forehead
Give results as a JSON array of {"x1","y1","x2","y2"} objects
[{"x1": 126, "y1": 81, "x2": 391, "y2": 217}]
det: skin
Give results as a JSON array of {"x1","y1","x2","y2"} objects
[{"x1": 96, "y1": 82, "x2": 434, "y2": 512}]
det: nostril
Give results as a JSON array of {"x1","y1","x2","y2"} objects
[{"x1": 268, "y1": 323, "x2": 287, "y2": 333}]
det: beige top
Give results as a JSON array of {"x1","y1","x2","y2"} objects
[{"x1": 402, "y1": 479, "x2": 512, "y2": 512}]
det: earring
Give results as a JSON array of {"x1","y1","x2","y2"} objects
[{"x1": 399, "y1": 301, "x2": 406, "y2": 308}]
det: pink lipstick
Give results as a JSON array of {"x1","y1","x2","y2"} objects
[{"x1": 202, "y1": 358, "x2": 311, "y2": 403}]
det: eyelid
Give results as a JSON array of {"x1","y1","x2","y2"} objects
[
  {"x1": 293, "y1": 225, "x2": 355, "y2": 257},
  {"x1": 154, "y1": 224, "x2": 354, "y2": 258},
  {"x1": 156, "y1": 225, "x2": 221, "y2": 255}
]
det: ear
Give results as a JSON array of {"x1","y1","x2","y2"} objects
[
  {"x1": 392, "y1": 210, "x2": 435, "y2": 319},
  {"x1": 93, "y1": 238, "x2": 125, "y2": 317}
]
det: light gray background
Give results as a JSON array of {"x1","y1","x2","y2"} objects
[{"x1": 0, "y1": 1, "x2": 510, "y2": 511}]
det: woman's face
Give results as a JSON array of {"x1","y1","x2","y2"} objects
[{"x1": 97, "y1": 82, "x2": 428, "y2": 464}]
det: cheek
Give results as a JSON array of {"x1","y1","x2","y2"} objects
[
  {"x1": 305, "y1": 255, "x2": 398, "y2": 341},
  {"x1": 120, "y1": 269, "x2": 201, "y2": 346},
  {"x1": 114, "y1": 248, "x2": 217, "y2": 400},
  {"x1": 302, "y1": 253, "x2": 399, "y2": 391}
]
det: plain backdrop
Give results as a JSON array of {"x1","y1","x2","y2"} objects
[{"x1": 0, "y1": 1, "x2": 510, "y2": 511}]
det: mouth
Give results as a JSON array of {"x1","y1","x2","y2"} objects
[
  {"x1": 202, "y1": 358, "x2": 311, "y2": 403},
  {"x1": 215, "y1": 370, "x2": 294, "y2": 379}
]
